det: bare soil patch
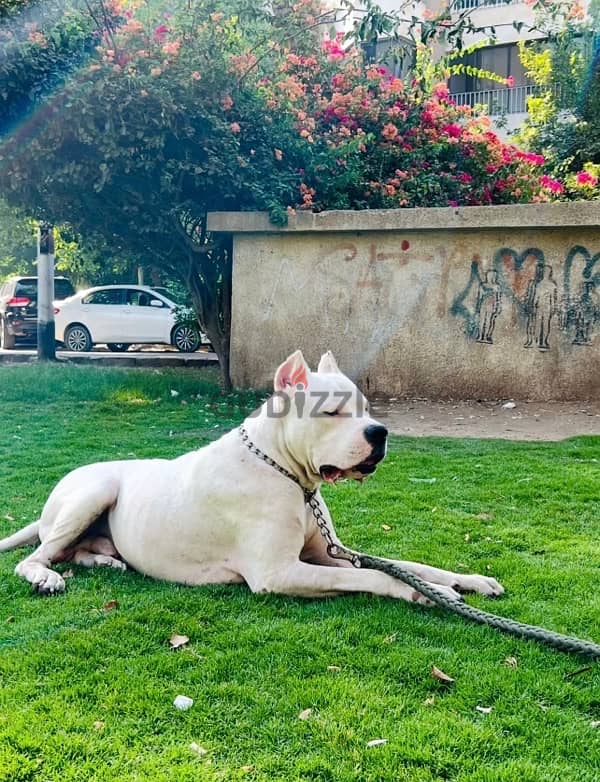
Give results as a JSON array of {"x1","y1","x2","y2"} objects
[{"x1": 372, "y1": 398, "x2": 600, "y2": 441}]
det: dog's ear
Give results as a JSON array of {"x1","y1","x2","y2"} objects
[
  {"x1": 274, "y1": 350, "x2": 310, "y2": 392},
  {"x1": 317, "y1": 351, "x2": 340, "y2": 374}
]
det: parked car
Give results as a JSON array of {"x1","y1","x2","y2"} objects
[
  {"x1": 53, "y1": 284, "x2": 204, "y2": 352},
  {"x1": 0, "y1": 275, "x2": 75, "y2": 349}
]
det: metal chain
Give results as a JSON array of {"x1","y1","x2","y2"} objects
[
  {"x1": 239, "y1": 426, "x2": 361, "y2": 566},
  {"x1": 238, "y1": 426, "x2": 600, "y2": 659}
]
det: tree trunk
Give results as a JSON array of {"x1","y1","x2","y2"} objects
[{"x1": 183, "y1": 235, "x2": 233, "y2": 392}]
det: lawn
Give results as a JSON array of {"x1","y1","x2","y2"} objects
[{"x1": 0, "y1": 363, "x2": 599, "y2": 782}]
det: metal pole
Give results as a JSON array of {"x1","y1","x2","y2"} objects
[{"x1": 37, "y1": 222, "x2": 56, "y2": 361}]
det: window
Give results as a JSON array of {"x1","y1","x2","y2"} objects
[
  {"x1": 83, "y1": 289, "x2": 126, "y2": 305},
  {"x1": 126, "y1": 289, "x2": 163, "y2": 307},
  {"x1": 449, "y1": 43, "x2": 531, "y2": 93}
]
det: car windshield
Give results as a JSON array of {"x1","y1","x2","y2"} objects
[{"x1": 14, "y1": 278, "x2": 75, "y2": 300}]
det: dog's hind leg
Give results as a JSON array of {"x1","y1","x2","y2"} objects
[
  {"x1": 15, "y1": 480, "x2": 119, "y2": 595},
  {"x1": 72, "y1": 536, "x2": 126, "y2": 571}
]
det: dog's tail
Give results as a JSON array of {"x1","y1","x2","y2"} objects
[{"x1": 0, "y1": 521, "x2": 40, "y2": 552}]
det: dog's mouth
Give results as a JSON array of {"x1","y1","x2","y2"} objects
[{"x1": 319, "y1": 450, "x2": 385, "y2": 484}]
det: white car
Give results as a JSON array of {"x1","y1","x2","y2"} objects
[{"x1": 53, "y1": 284, "x2": 203, "y2": 353}]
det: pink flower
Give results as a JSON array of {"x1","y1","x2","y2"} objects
[
  {"x1": 191, "y1": 71, "x2": 201, "y2": 81},
  {"x1": 575, "y1": 171, "x2": 598, "y2": 186},
  {"x1": 230, "y1": 122, "x2": 241, "y2": 133},
  {"x1": 382, "y1": 123, "x2": 399, "y2": 141},
  {"x1": 153, "y1": 24, "x2": 168, "y2": 43},
  {"x1": 519, "y1": 151, "x2": 545, "y2": 165},
  {"x1": 506, "y1": 75, "x2": 515, "y2": 88},
  {"x1": 274, "y1": 148, "x2": 283, "y2": 161},
  {"x1": 162, "y1": 40, "x2": 181, "y2": 57},
  {"x1": 540, "y1": 174, "x2": 564, "y2": 194},
  {"x1": 221, "y1": 95, "x2": 233, "y2": 110},
  {"x1": 458, "y1": 172, "x2": 473, "y2": 183},
  {"x1": 441, "y1": 123, "x2": 462, "y2": 138}
]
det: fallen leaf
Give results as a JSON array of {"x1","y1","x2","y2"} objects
[
  {"x1": 503, "y1": 657, "x2": 518, "y2": 668},
  {"x1": 408, "y1": 476, "x2": 436, "y2": 484},
  {"x1": 475, "y1": 706, "x2": 493, "y2": 714},
  {"x1": 423, "y1": 696, "x2": 435, "y2": 706},
  {"x1": 189, "y1": 742, "x2": 208, "y2": 756},
  {"x1": 298, "y1": 708, "x2": 313, "y2": 720},
  {"x1": 366, "y1": 739, "x2": 388, "y2": 748},
  {"x1": 383, "y1": 633, "x2": 398, "y2": 644},
  {"x1": 327, "y1": 665, "x2": 341, "y2": 673},
  {"x1": 93, "y1": 721, "x2": 104, "y2": 731},
  {"x1": 591, "y1": 721, "x2": 600, "y2": 728},
  {"x1": 5, "y1": 616, "x2": 15, "y2": 623},
  {"x1": 102, "y1": 600, "x2": 119, "y2": 611},
  {"x1": 477, "y1": 513, "x2": 492, "y2": 520},
  {"x1": 4, "y1": 513, "x2": 14, "y2": 521},
  {"x1": 241, "y1": 766, "x2": 255, "y2": 773},
  {"x1": 170, "y1": 389, "x2": 179, "y2": 397},
  {"x1": 381, "y1": 524, "x2": 392, "y2": 531},
  {"x1": 63, "y1": 569, "x2": 74, "y2": 579},
  {"x1": 501, "y1": 401, "x2": 516, "y2": 409},
  {"x1": 431, "y1": 666, "x2": 455, "y2": 685},
  {"x1": 169, "y1": 633, "x2": 190, "y2": 650},
  {"x1": 464, "y1": 533, "x2": 470, "y2": 542}
]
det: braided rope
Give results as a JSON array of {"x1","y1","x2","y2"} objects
[
  {"x1": 237, "y1": 427, "x2": 600, "y2": 660},
  {"x1": 359, "y1": 554, "x2": 600, "y2": 659}
]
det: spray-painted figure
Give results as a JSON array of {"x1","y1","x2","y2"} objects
[
  {"x1": 475, "y1": 269, "x2": 502, "y2": 344},
  {"x1": 524, "y1": 264, "x2": 558, "y2": 350},
  {"x1": 571, "y1": 280, "x2": 599, "y2": 345}
]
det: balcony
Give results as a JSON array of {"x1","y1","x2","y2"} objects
[
  {"x1": 450, "y1": 84, "x2": 540, "y2": 115},
  {"x1": 454, "y1": 0, "x2": 518, "y2": 9}
]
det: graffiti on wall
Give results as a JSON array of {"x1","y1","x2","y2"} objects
[{"x1": 451, "y1": 245, "x2": 600, "y2": 350}]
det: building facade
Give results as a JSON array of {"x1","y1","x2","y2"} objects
[{"x1": 337, "y1": 0, "x2": 591, "y2": 136}]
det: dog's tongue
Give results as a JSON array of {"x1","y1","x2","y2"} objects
[{"x1": 320, "y1": 465, "x2": 342, "y2": 483}]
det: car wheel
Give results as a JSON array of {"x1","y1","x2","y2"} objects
[
  {"x1": 106, "y1": 343, "x2": 131, "y2": 352},
  {"x1": 0, "y1": 318, "x2": 15, "y2": 350},
  {"x1": 172, "y1": 324, "x2": 201, "y2": 353},
  {"x1": 64, "y1": 324, "x2": 92, "y2": 352}
]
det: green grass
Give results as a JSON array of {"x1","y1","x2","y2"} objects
[{"x1": 0, "y1": 363, "x2": 599, "y2": 782}]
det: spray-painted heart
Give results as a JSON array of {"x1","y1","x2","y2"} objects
[{"x1": 493, "y1": 246, "x2": 546, "y2": 309}]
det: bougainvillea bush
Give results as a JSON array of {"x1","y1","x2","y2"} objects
[{"x1": 261, "y1": 36, "x2": 571, "y2": 215}]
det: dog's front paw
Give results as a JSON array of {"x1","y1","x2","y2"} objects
[
  {"x1": 34, "y1": 570, "x2": 66, "y2": 595},
  {"x1": 411, "y1": 583, "x2": 463, "y2": 607},
  {"x1": 454, "y1": 574, "x2": 504, "y2": 597}
]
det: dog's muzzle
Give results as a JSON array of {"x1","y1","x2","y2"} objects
[{"x1": 319, "y1": 423, "x2": 388, "y2": 484}]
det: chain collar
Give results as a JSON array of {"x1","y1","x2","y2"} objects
[
  {"x1": 239, "y1": 425, "x2": 316, "y2": 503},
  {"x1": 238, "y1": 425, "x2": 360, "y2": 568}
]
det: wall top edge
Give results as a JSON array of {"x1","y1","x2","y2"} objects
[{"x1": 207, "y1": 203, "x2": 600, "y2": 234}]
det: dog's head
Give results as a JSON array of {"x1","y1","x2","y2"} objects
[{"x1": 271, "y1": 350, "x2": 387, "y2": 485}]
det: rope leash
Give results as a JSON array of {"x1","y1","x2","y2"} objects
[
  {"x1": 239, "y1": 427, "x2": 600, "y2": 660},
  {"x1": 359, "y1": 554, "x2": 600, "y2": 659}
]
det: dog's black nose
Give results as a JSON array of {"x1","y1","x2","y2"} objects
[{"x1": 364, "y1": 424, "x2": 388, "y2": 447}]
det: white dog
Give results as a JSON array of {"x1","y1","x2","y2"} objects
[{"x1": 0, "y1": 350, "x2": 503, "y2": 603}]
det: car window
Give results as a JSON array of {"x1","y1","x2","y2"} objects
[
  {"x1": 83, "y1": 289, "x2": 126, "y2": 305},
  {"x1": 55, "y1": 279, "x2": 75, "y2": 299},
  {"x1": 15, "y1": 280, "x2": 38, "y2": 299},
  {"x1": 127, "y1": 289, "x2": 163, "y2": 307}
]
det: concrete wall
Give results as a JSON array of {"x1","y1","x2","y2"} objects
[{"x1": 208, "y1": 204, "x2": 600, "y2": 400}]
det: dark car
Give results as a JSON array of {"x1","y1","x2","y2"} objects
[{"x1": 0, "y1": 276, "x2": 75, "y2": 349}]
